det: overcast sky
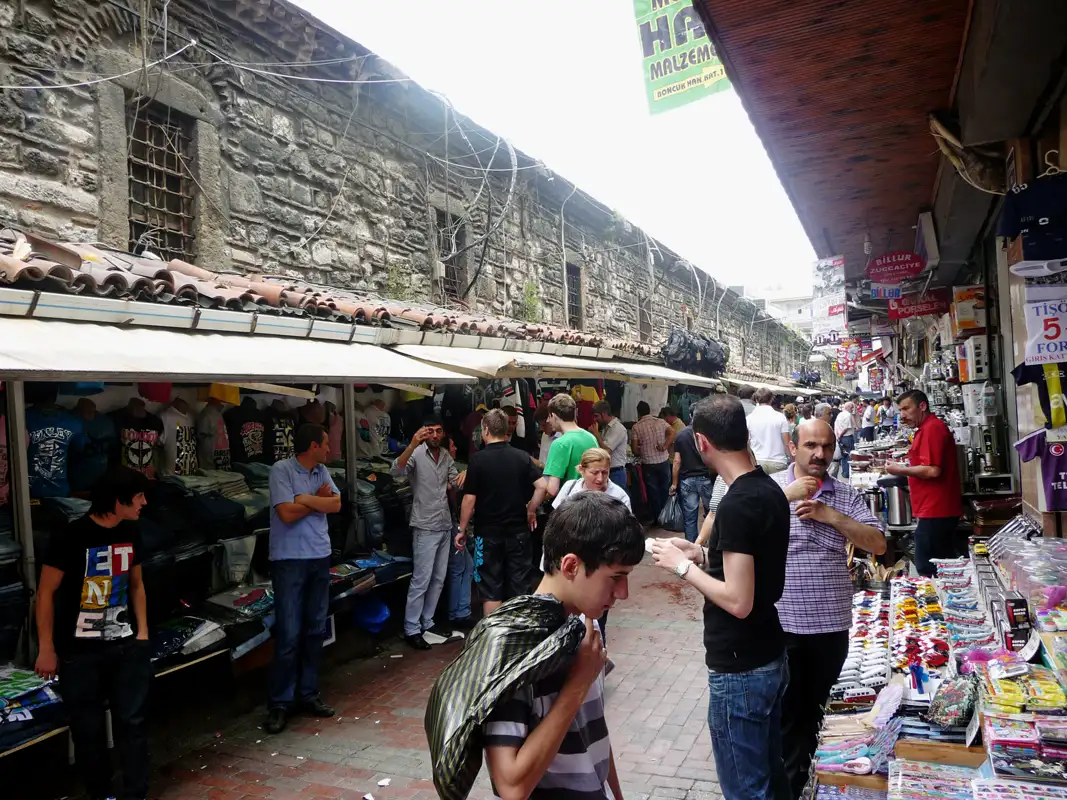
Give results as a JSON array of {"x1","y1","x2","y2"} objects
[{"x1": 292, "y1": 0, "x2": 816, "y2": 298}]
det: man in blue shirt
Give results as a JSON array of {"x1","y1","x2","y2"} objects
[{"x1": 265, "y1": 423, "x2": 341, "y2": 735}]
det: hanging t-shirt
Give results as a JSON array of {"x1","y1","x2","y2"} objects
[
  {"x1": 267, "y1": 413, "x2": 295, "y2": 463},
  {"x1": 159, "y1": 408, "x2": 198, "y2": 477},
  {"x1": 997, "y1": 173, "x2": 1067, "y2": 264},
  {"x1": 197, "y1": 404, "x2": 231, "y2": 471},
  {"x1": 0, "y1": 414, "x2": 8, "y2": 506},
  {"x1": 1012, "y1": 362, "x2": 1067, "y2": 430},
  {"x1": 43, "y1": 514, "x2": 143, "y2": 656},
  {"x1": 25, "y1": 406, "x2": 86, "y2": 498},
  {"x1": 226, "y1": 401, "x2": 267, "y2": 464},
  {"x1": 363, "y1": 406, "x2": 390, "y2": 455},
  {"x1": 111, "y1": 409, "x2": 164, "y2": 479},
  {"x1": 328, "y1": 413, "x2": 344, "y2": 460},
  {"x1": 1016, "y1": 430, "x2": 1067, "y2": 511},
  {"x1": 70, "y1": 413, "x2": 117, "y2": 492}
]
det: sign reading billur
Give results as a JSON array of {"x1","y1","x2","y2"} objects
[{"x1": 633, "y1": 0, "x2": 732, "y2": 114}]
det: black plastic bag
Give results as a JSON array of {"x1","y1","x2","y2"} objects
[{"x1": 657, "y1": 495, "x2": 685, "y2": 532}]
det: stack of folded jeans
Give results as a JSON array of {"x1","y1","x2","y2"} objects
[
  {"x1": 232, "y1": 462, "x2": 271, "y2": 489},
  {"x1": 167, "y1": 471, "x2": 271, "y2": 521}
]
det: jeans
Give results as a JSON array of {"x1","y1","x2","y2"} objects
[
  {"x1": 268, "y1": 557, "x2": 331, "y2": 709},
  {"x1": 60, "y1": 639, "x2": 152, "y2": 800},
  {"x1": 679, "y1": 476, "x2": 713, "y2": 542},
  {"x1": 405, "y1": 528, "x2": 450, "y2": 636},
  {"x1": 914, "y1": 517, "x2": 959, "y2": 577},
  {"x1": 707, "y1": 654, "x2": 790, "y2": 800},
  {"x1": 838, "y1": 434, "x2": 855, "y2": 479},
  {"x1": 782, "y1": 632, "x2": 849, "y2": 799},
  {"x1": 448, "y1": 543, "x2": 473, "y2": 621},
  {"x1": 609, "y1": 466, "x2": 627, "y2": 491},
  {"x1": 642, "y1": 460, "x2": 672, "y2": 521}
]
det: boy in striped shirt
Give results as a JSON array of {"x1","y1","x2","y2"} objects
[{"x1": 482, "y1": 492, "x2": 643, "y2": 799}]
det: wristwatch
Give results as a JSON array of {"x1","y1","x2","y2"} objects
[{"x1": 675, "y1": 558, "x2": 693, "y2": 578}]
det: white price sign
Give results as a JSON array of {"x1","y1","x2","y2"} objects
[{"x1": 1024, "y1": 286, "x2": 1067, "y2": 365}]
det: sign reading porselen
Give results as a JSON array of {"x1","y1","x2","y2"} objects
[
  {"x1": 1024, "y1": 286, "x2": 1067, "y2": 365},
  {"x1": 887, "y1": 288, "x2": 951, "y2": 321}
]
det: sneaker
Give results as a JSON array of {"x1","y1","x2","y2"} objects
[
  {"x1": 300, "y1": 697, "x2": 336, "y2": 718},
  {"x1": 405, "y1": 634, "x2": 431, "y2": 651},
  {"x1": 264, "y1": 707, "x2": 288, "y2": 735}
]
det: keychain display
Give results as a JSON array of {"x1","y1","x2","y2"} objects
[{"x1": 832, "y1": 591, "x2": 891, "y2": 704}]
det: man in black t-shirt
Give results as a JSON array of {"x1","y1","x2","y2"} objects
[
  {"x1": 670, "y1": 424, "x2": 713, "y2": 542},
  {"x1": 652, "y1": 395, "x2": 791, "y2": 800},
  {"x1": 35, "y1": 467, "x2": 152, "y2": 800},
  {"x1": 457, "y1": 410, "x2": 542, "y2": 616}
]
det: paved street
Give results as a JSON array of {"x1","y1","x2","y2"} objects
[{"x1": 148, "y1": 558, "x2": 719, "y2": 800}]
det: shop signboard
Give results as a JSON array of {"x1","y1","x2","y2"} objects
[
  {"x1": 866, "y1": 251, "x2": 926, "y2": 284},
  {"x1": 871, "y1": 283, "x2": 903, "y2": 300},
  {"x1": 812, "y1": 255, "x2": 847, "y2": 350},
  {"x1": 1023, "y1": 285, "x2": 1067, "y2": 365},
  {"x1": 888, "y1": 288, "x2": 951, "y2": 321},
  {"x1": 836, "y1": 338, "x2": 861, "y2": 374},
  {"x1": 633, "y1": 0, "x2": 732, "y2": 115},
  {"x1": 869, "y1": 316, "x2": 895, "y2": 337},
  {"x1": 869, "y1": 366, "x2": 885, "y2": 393}
]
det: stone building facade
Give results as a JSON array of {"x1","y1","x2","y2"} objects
[{"x1": 0, "y1": 0, "x2": 809, "y2": 375}]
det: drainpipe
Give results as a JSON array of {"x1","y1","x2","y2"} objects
[{"x1": 560, "y1": 184, "x2": 578, "y2": 327}]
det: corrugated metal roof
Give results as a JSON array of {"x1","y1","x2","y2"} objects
[{"x1": 693, "y1": 0, "x2": 970, "y2": 279}]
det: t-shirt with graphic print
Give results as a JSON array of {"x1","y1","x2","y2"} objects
[
  {"x1": 268, "y1": 413, "x2": 295, "y2": 463},
  {"x1": 197, "y1": 403, "x2": 232, "y2": 471},
  {"x1": 1013, "y1": 362, "x2": 1067, "y2": 430},
  {"x1": 111, "y1": 408, "x2": 164, "y2": 479},
  {"x1": 44, "y1": 514, "x2": 143, "y2": 656},
  {"x1": 226, "y1": 401, "x2": 268, "y2": 464},
  {"x1": 1016, "y1": 429, "x2": 1067, "y2": 511},
  {"x1": 25, "y1": 406, "x2": 86, "y2": 498},
  {"x1": 159, "y1": 408, "x2": 199, "y2": 477}
]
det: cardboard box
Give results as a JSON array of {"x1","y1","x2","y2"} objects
[{"x1": 952, "y1": 285, "x2": 987, "y2": 338}]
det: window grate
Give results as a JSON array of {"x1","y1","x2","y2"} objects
[
  {"x1": 127, "y1": 104, "x2": 196, "y2": 263},
  {"x1": 436, "y1": 210, "x2": 467, "y2": 300},
  {"x1": 639, "y1": 296, "x2": 653, "y2": 342},
  {"x1": 566, "y1": 263, "x2": 582, "y2": 329}
]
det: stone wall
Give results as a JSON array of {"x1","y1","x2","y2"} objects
[{"x1": 0, "y1": 0, "x2": 809, "y2": 375}]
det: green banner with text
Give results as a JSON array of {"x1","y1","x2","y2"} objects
[{"x1": 633, "y1": 0, "x2": 732, "y2": 114}]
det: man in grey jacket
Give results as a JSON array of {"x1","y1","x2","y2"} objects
[{"x1": 392, "y1": 415, "x2": 459, "y2": 650}]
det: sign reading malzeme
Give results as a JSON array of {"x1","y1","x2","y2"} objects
[{"x1": 633, "y1": 0, "x2": 732, "y2": 114}]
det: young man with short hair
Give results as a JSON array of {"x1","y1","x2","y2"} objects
[
  {"x1": 482, "y1": 491, "x2": 642, "y2": 799},
  {"x1": 652, "y1": 395, "x2": 791, "y2": 800},
  {"x1": 36, "y1": 467, "x2": 152, "y2": 800},
  {"x1": 528, "y1": 394, "x2": 598, "y2": 515},
  {"x1": 266, "y1": 423, "x2": 341, "y2": 734}
]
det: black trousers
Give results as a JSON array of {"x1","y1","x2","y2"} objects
[
  {"x1": 59, "y1": 640, "x2": 152, "y2": 800},
  {"x1": 781, "y1": 630, "x2": 849, "y2": 799}
]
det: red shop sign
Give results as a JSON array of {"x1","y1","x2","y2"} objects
[
  {"x1": 888, "y1": 288, "x2": 951, "y2": 320},
  {"x1": 866, "y1": 251, "x2": 926, "y2": 284}
]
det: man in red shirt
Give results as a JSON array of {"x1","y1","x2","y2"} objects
[{"x1": 886, "y1": 390, "x2": 962, "y2": 576}]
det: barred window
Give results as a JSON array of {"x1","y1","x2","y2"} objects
[
  {"x1": 639, "y1": 296, "x2": 652, "y2": 342},
  {"x1": 127, "y1": 104, "x2": 197, "y2": 262},
  {"x1": 566, "y1": 262, "x2": 582, "y2": 329},
  {"x1": 436, "y1": 209, "x2": 467, "y2": 300}
]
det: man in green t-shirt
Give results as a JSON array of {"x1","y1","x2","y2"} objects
[{"x1": 527, "y1": 393, "x2": 598, "y2": 521}]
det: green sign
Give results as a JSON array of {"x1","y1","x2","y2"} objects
[{"x1": 633, "y1": 0, "x2": 732, "y2": 114}]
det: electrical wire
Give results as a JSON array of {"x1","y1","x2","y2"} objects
[{"x1": 0, "y1": 39, "x2": 195, "y2": 90}]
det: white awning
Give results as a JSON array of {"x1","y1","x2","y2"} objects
[
  {"x1": 393, "y1": 345, "x2": 720, "y2": 387},
  {"x1": 0, "y1": 318, "x2": 474, "y2": 384}
]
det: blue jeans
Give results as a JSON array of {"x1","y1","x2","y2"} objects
[
  {"x1": 448, "y1": 543, "x2": 473, "y2": 621},
  {"x1": 269, "y1": 557, "x2": 331, "y2": 710},
  {"x1": 642, "y1": 460, "x2": 672, "y2": 521},
  {"x1": 838, "y1": 434, "x2": 855, "y2": 479},
  {"x1": 609, "y1": 466, "x2": 627, "y2": 491},
  {"x1": 707, "y1": 655, "x2": 790, "y2": 800},
  {"x1": 679, "y1": 476, "x2": 712, "y2": 542}
]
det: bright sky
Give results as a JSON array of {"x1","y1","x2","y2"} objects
[{"x1": 292, "y1": 0, "x2": 816, "y2": 298}]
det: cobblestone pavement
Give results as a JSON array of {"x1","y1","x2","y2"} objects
[{"x1": 146, "y1": 558, "x2": 719, "y2": 800}]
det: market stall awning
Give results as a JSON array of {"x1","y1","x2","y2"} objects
[
  {"x1": 393, "y1": 345, "x2": 720, "y2": 387},
  {"x1": 720, "y1": 374, "x2": 815, "y2": 396},
  {"x1": 0, "y1": 318, "x2": 475, "y2": 384}
]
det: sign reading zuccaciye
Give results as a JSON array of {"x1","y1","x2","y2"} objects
[{"x1": 633, "y1": 0, "x2": 732, "y2": 114}]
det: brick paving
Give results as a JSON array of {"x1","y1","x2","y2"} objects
[{"x1": 54, "y1": 559, "x2": 719, "y2": 800}]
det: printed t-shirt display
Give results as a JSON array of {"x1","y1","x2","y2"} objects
[
  {"x1": 906, "y1": 414, "x2": 963, "y2": 519},
  {"x1": 543, "y1": 429, "x2": 599, "y2": 482},
  {"x1": 1012, "y1": 362, "x2": 1067, "y2": 429},
  {"x1": 363, "y1": 405, "x2": 391, "y2": 455},
  {"x1": 43, "y1": 514, "x2": 143, "y2": 655},
  {"x1": 997, "y1": 173, "x2": 1067, "y2": 266},
  {"x1": 159, "y1": 408, "x2": 198, "y2": 477},
  {"x1": 267, "y1": 411, "x2": 295, "y2": 463},
  {"x1": 702, "y1": 468, "x2": 789, "y2": 672},
  {"x1": 25, "y1": 406, "x2": 86, "y2": 498},
  {"x1": 196, "y1": 403, "x2": 231, "y2": 471},
  {"x1": 111, "y1": 408, "x2": 163, "y2": 479},
  {"x1": 226, "y1": 399, "x2": 267, "y2": 464},
  {"x1": 1016, "y1": 430, "x2": 1067, "y2": 511},
  {"x1": 71, "y1": 412, "x2": 116, "y2": 492}
]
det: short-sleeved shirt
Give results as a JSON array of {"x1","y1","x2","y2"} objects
[
  {"x1": 772, "y1": 466, "x2": 884, "y2": 634},
  {"x1": 702, "y1": 468, "x2": 790, "y2": 673},
  {"x1": 43, "y1": 515, "x2": 143, "y2": 657},
  {"x1": 464, "y1": 442, "x2": 541, "y2": 534},
  {"x1": 834, "y1": 411, "x2": 855, "y2": 438},
  {"x1": 747, "y1": 405, "x2": 790, "y2": 464},
  {"x1": 268, "y1": 458, "x2": 339, "y2": 560},
  {"x1": 674, "y1": 427, "x2": 708, "y2": 480},
  {"x1": 862, "y1": 405, "x2": 876, "y2": 427},
  {"x1": 483, "y1": 619, "x2": 611, "y2": 798},
  {"x1": 391, "y1": 444, "x2": 458, "y2": 531},
  {"x1": 544, "y1": 429, "x2": 599, "y2": 482},
  {"x1": 1013, "y1": 362, "x2": 1067, "y2": 429},
  {"x1": 600, "y1": 418, "x2": 628, "y2": 469},
  {"x1": 1016, "y1": 430, "x2": 1067, "y2": 511},
  {"x1": 631, "y1": 415, "x2": 671, "y2": 464},
  {"x1": 907, "y1": 414, "x2": 962, "y2": 519}
]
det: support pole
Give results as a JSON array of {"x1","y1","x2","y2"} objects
[
  {"x1": 7, "y1": 381, "x2": 37, "y2": 663},
  {"x1": 342, "y1": 383, "x2": 359, "y2": 506}
]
